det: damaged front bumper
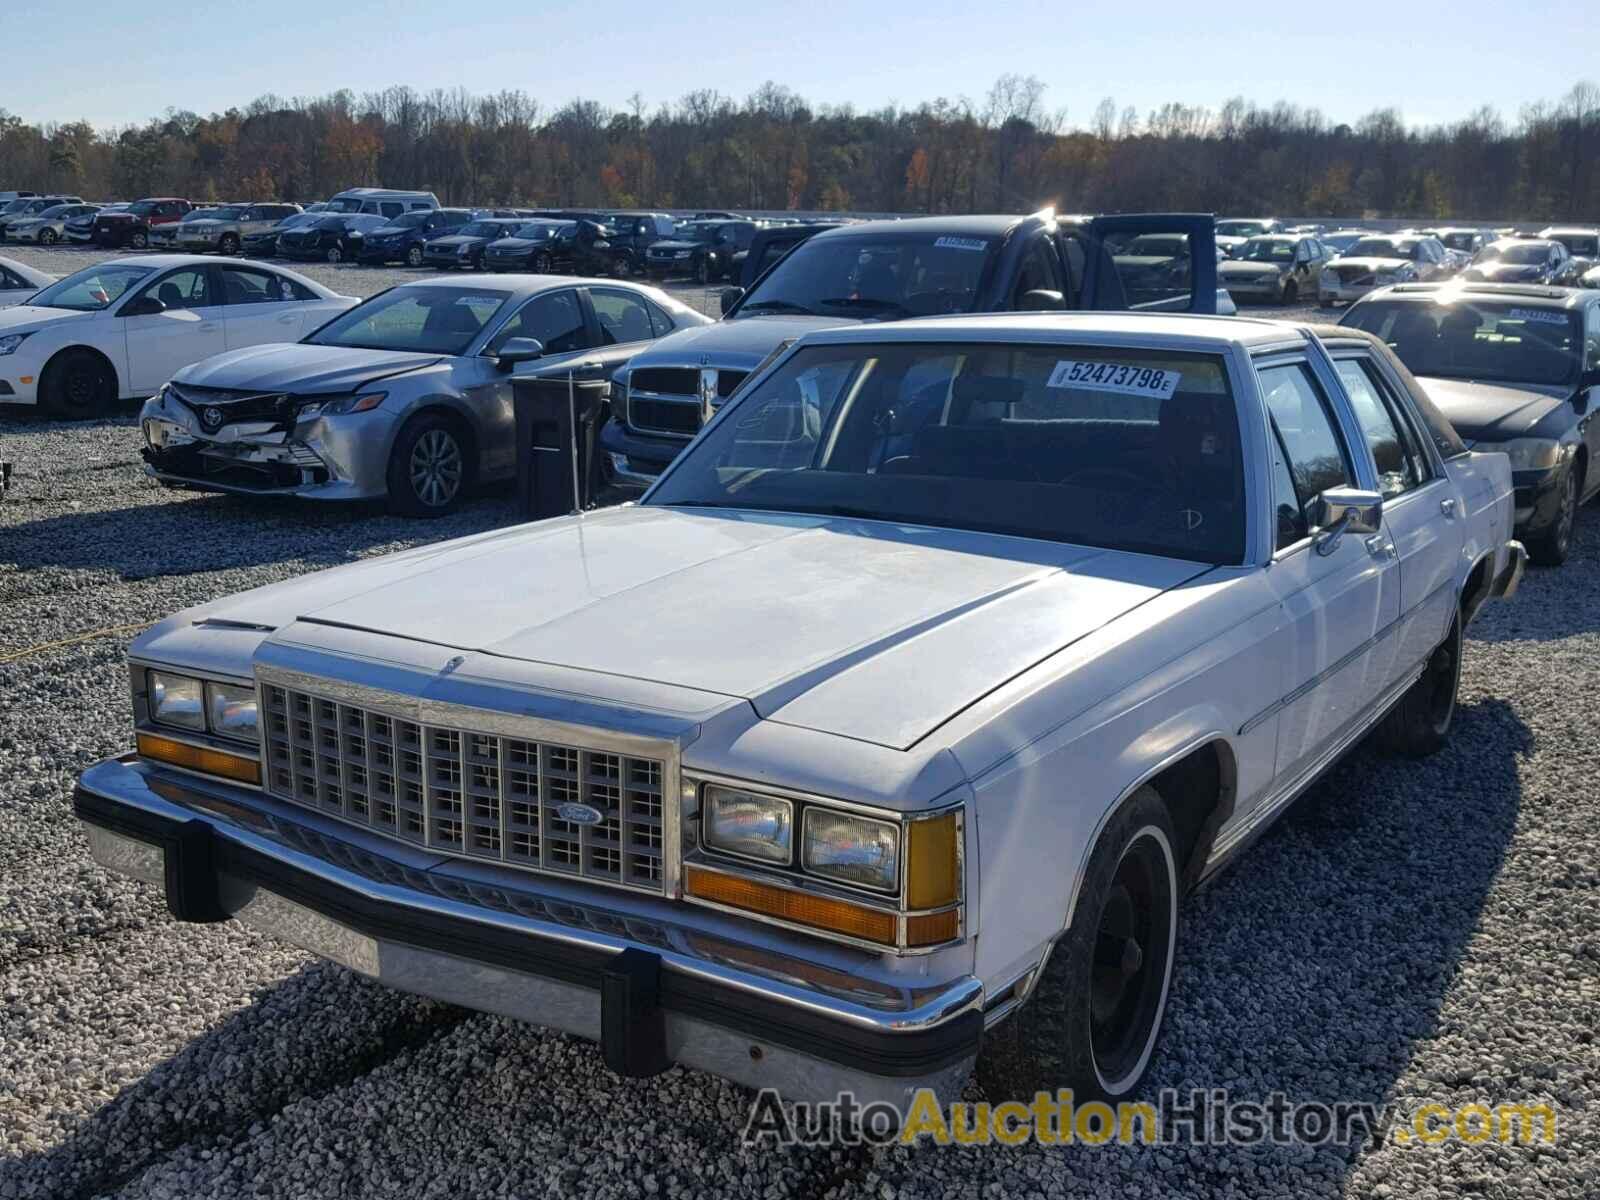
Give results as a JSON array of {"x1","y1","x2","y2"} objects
[
  {"x1": 75, "y1": 756, "x2": 983, "y2": 1106},
  {"x1": 140, "y1": 395, "x2": 388, "y2": 501}
]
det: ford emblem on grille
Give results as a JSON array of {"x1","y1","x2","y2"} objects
[
  {"x1": 556, "y1": 802, "x2": 604, "y2": 826},
  {"x1": 201, "y1": 406, "x2": 225, "y2": 431}
]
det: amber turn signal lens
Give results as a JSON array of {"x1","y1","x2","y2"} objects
[
  {"x1": 905, "y1": 811, "x2": 959, "y2": 909},
  {"x1": 137, "y1": 732, "x2": 261, "y2": 785},
  {"x1": 684, "y1": 866, "x2": 897, "y2": 945},
  {"x1": 905, "y1": 908, "x2": 961, "y2": 947}
]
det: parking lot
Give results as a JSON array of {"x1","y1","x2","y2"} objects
[{"x1": 1, "y1": 246, "x2": 1596, "y2": 1199}]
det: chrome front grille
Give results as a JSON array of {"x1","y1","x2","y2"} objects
[{"x1": 262, "y1": 684, "x2": 667, "y2": 892}]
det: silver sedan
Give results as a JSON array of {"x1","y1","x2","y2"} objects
[{"x1": 139, "y1": 275, "x2": 713, "y2": 515}]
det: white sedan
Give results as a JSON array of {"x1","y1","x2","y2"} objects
[
  {"x1": 0, "y1": 255, "x2": 357, "y2": 417},
  {"x1": 0, "y1": 255, "x2": 51, "y2": 308}
]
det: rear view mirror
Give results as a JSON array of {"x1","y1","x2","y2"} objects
[
  {"x1": 719, "y1": 287, "x2": 744, "y2": 315},
  {"x1": 120, "y1": 296, "x2": 165, "y2": 317},
  {"x1": 496, "y1": 337, "x2": 544, "y2": 370},
  {"x1": 1313, "y1": 487, "x2": 1383, "y2": 555},
  {"x1": 1018, "y1": 289, "x2": 1065, "y2": 312}
]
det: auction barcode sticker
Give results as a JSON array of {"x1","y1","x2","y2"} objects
[
  {"x1": 934, "y1": 236, "x2": 988, "y2": 252},
  {"x1": 1047, "y1": 360, "x2": 1181, "y2": 398},
  {"x1": 1509, "y1": 308, "x2": 1569, "y2": 326}
]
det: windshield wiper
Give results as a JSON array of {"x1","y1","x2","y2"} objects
[
  {"x1": 737, "y1": 300, "x2": 815, "y2": 316},
  {"x1": 816, "y1": 297, "x2": 911, "y2": 319}
]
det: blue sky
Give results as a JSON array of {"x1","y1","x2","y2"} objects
[{"x1": 6, "y1": 0, "x2": 1593, "y2": 132}]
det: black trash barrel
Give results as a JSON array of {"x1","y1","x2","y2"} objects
[{"x1": 513, "y1": 372, "x2": 609, "y2": 520}]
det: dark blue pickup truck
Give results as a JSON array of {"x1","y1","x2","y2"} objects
[{"x1": 601, "y1": 210, "x2": 1224, "y2": 491}]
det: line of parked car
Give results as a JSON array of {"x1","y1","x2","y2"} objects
[{"x1": 1204, "y1": 216, "x2": 1600, "y2": 307}]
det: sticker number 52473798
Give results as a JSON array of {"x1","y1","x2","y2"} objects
[{"x1": 1046, "y1": 359, "x2": 1181, "y2": 398}]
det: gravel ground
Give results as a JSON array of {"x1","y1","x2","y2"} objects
[{"x1": 1, "y1": 246, "x2": 1595, "y2": 1198}]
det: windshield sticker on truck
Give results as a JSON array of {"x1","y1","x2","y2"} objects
[
  {"x1": 1047, "y1": 360, "x2": 1182, "y2": 398},
  {"x1": 1508, "y1": 308, "x2": 1569, "y2": 326},
  {"x1": 933, "y1": 236, "x2": 989, "y2": 252}
]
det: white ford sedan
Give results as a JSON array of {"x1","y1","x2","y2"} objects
[
  {"x1": 0, "y1": 256, "x2": 356, "y2": 417},
  {"x1": 75, "y1": 314, "x2": 1524, "y2": 1109}
]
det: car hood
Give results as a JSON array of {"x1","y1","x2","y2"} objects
[
  {"x1": 1219, "y1": 259, "x2": 1287, "y2": 275},
  {"x1": 1331, "y1": 256, "x2": 1408, "y2": 272},
  {"x1": 166, "y1": 506, "x2": 1205, "y2": 751},
  {"x1": 626, "y1": 314, "x2": 859, "y2": 371},
  {"x1": 172, "y1": 341, "x2": 447, "y2": 395},
  {"x1": 1416, "y1": 376, "x2": 1570, "y2": 439},
  {"x1": 1467, "y1": 262, "x2": 1544, "y2": 281},
  {"x1": 0, "y1": 304, "x2": 93, "y2": 333}
]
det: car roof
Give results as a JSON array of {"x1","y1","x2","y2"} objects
[
  {"x1": 1539, "y1": 225, "x2": 1600, "y2": 235},
  {"x1": 814, "y1": 214, "x2": 1025, "y2": 241},
  {"x1": 791, "y1": 310, "x2": 1309, "y2": 351},
  {"x1": 1363, "y1": 282, "x2": 1590, "y2": 309}
]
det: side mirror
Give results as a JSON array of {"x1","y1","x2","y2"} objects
[
  {"x1": 495, "y1": 336, "x2": 544, "y2": 370},
  {"x1": 121, "y1": 295, "x2": 165, "y2": 317},
  {"x1": 1312, "y1": 487, "x2": 1383, "y2": 555},
  {"x1": 719, "y1": 286, "x2": 744, "y2": 315},
  {"x1": 1018, "y1": 288, "x2": 1065, "y2": 312},
  {"x1": 1580, "y1": 366, "x2": 1600, "y2": 392}
]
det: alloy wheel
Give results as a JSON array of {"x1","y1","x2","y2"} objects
[{"x1": 409, "y1": 429, "x2": 463, "y2": 508}]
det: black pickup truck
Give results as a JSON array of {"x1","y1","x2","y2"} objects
[
  {"x1": 644, "y1": 219, "x2": 760, "y2": 283},
  {"x1": 602, "y1": 211, "x2": 1222, "y2": 491}
]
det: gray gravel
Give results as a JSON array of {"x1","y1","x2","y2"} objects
[{"x1": 1, "y1": 246, "x2": 1595, "y2": 1198}]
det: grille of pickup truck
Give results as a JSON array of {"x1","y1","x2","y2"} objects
[{"x1": 262, "y1": 685, "x2": 666, "y2": 892}]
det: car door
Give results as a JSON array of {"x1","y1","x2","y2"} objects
[
  {"x1": 1080, "y1": 214, "x2": 1220, "y2": 312},
  {"x1": 1332, "y1": 351, "x2": 1463, "y2": 686},
  {"x1": 119, "y1": 265, "x2": 228, "y2": 393},
  {"x1": 1255, "y1": 356, "x2": 1400, "y2": 782},
  {"x1": 217, "y1": 263, "x2": 312, "y2": 349},
  {"x1": 469, "y1": 288, "x2": 595, "y2": 479}
]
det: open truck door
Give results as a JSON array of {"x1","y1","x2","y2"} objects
[{"x1": 1064, "y1": 213, "x2": 1222, "y2": 314}]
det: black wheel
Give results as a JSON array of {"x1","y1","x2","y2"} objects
[
  {"x1": 386, "y1": 413, "x2": 470, "y2": 517},
  {"x1": 1378, "y1": 613, "x2": 1462, "y2": 757},
  {"x1": 130, "y1": 229, "x2": 148, "y2": 249},
  {"x1": 406, "y1": 244, "x2": 424, "y2": 267},
  {"x1": 40, "y1": 228, "x2": 58, "y2": 245},
  {"x1": 219, "y1": 232, "x2": 239, "y2": 255},
  {"x1": 533, "y1": 251, "x2": 553, "y2": 274},
  {"x1": 977, "y1": 786, "x2": 1178, "y2": 1104},
  {"x1": 613, "y1": 254, "x2": 634, "y2": 278},
  {"x1": 694, "y1": 257, "x2": 711, "y2": 285},
  {"x1": 325, "y1": 245, "x2": 343, "y2": 264},
  {"x1": 1282, "y1": 280, "x2": 1299, "y2": 305},
  {"x1": 40, "y1": 349, "x2": 117, "y2": 420},
  {"x1": 1526, "y1": 463, "x2": 1579, "y2": 566}
]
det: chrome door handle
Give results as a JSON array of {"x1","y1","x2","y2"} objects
[
  {"x1": 1440, "y1": 497, "x2": 1457, "y2": 518},
  {"x1": 1365, "y1": 535, "x2": 1396, "y2": 560}
]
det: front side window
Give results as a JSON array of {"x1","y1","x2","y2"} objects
[
  {"x1": 649, "y1": 341, "x2": 1246, "y2": 563},
  {"x1": 1342, "y1": 299, "x2": 1582, "y2": 387},
  {"x1": 489, "y1": 290, "x2": 587, "y2": 355},
  {"x1": 32, "y1": 264, "x2": 153, "y2": 311},
  {"x1": 1258, "y1": 362, "x2": 1353, "y2": 549},
  {"x1": 1335, "y1": 358, "x2": 1425, "y2": 498},
  {"x1": 308, "y1": 286, "x2": 510, "y2": 355},
  {"x1": 136, "y1": 268, "x2": 211, "y2": 311}
]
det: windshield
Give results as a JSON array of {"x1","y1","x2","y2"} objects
[
  {"x1": 29, "y1": 264, "x2": 154, "y2": 312},
  {"x1": 278, "y1": 212, "x2": 318, "y2": 229},
  {"x1": 1552, "y1": 234, "x2": 1599, "y2": 256},
  {"x1": 738, "y1": 234, "x2": 994, "y2": 320},
  {"x1": 648, "y1": 341, "x2": 1244, "y2": 563},
  {"x1": 1343, "y1": 300, "x2": 1581, "y2": 387},
  {"x1": 324, "y1": 198, "x2": 363, "y2": 213},
  {"x1": 674, "y1": 223, "x2": 721, "y2": 244},
  {"x1": 126, "y1": 201, "x2": 157, "y2": 216},
  {"x1": 32, "y1": 205, "x2": 71, "y2": 219},
  {"x1": 1438, "y1": 232, "x2": 1478, "y2": 250},
  {"x1": 305, "y1": 285, "x2": 510, "y2": 355},
  {"x1": 455, "y1": 221, "x2": 504, "y2": 238},
  {"x1": 0, "y1": 200, "x2": 29, "y2": 216},
  {"x1": 1235, "y1": 237, "x2": 1295, "y2": 262},
  {"x1": 1323, "y1": 233, "x2": 1363, "y2": 253},
  {"x1": 1348, "y1": 238, "x2": 1406, "y2": 259},
  {"x1": 201, "y1": 206, "x2": 247, "y2": 220},
  {"x1": 1474, "y1": 241, "x2": 1547, "y2": 265},
  {"x1": 1216, "y1": 221, "x2": 1268, "y2": 238},
  {"x1": 382, "y1": 212, "x2": 432, "y2": 230}
]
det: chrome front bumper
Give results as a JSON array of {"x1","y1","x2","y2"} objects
[{"x1": 75, "y1": 757, "x2": 982, "y2": 1106}]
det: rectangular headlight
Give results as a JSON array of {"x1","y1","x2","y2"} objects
[
  {"x1": 802, "y1": 808, "x2": 899, "y2": 893},
  {"x1": 702, "y1": 785, "x2": 793, "y2": 864},
  {"x1": 148, "y1": 670, "x2": 204, "y2": 731},
  {"x1": 205, "y1": 681, "x2": 259, "y2": 744}
]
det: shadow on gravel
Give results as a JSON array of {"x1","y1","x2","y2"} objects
[{"x1": 0, "y1": 489, "x2": 522, "y2": 580}]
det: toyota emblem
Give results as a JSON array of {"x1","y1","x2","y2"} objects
[{"x1": 201, "y1": 406, "x2": 225, "y2": 431}]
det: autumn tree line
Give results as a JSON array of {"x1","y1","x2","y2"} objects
[{"x1": 3, "y1": 77, "x2": 1597, "y2": 222}]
